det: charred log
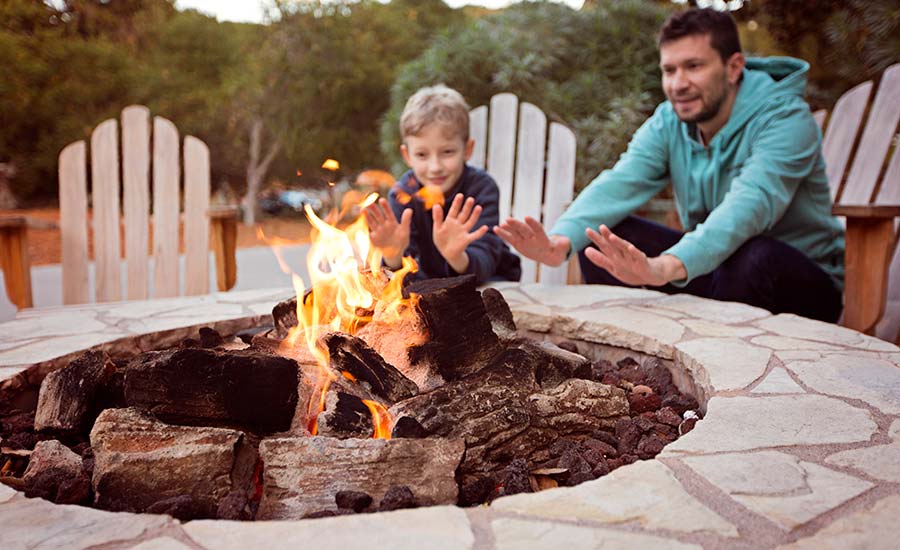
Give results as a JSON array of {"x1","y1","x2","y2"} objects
[
  {"x1": 481, "y1": 287, "x2": 517, "y2": 341},
  {"x1": 34, "y1": 350, "x2": 116, "y2": 434},
  {"x1": 123, "y1": 348, "x2": 298, "y2": 434},
  {"x1": 316, "y1": 391, "x2": 373, "y2": 439},
  {"x1": 404, "y1": 275, "x2": 503, "y2": 382},
  {"x1": 320, "y1": 332, "x2": 417, "y2": 403}
]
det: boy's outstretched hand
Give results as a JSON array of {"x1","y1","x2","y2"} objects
[
  {"x1": 365, "y1": 198, "x2": 412, "y2": 269},
  {"x1": 494, "y1": 216, "x2": 569, "y2": 267},
  {"x1": 433, "y1": 193, "x2": 489, "y2": 274}
]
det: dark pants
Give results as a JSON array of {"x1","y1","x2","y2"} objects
[{"x1": 577, "y1": 216, "x2": 843, "y2": 323}]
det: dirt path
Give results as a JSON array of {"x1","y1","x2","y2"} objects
[{"x1": 0, "y1": 208, "x2": 312, "y2": 266}]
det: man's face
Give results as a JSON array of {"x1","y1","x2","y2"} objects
[
  {"x1": 660, "y1": 34, "x2": 741, "y2": 124},
  {"x1": 401, "y1": 123, "x2": 474, "y2": 194}
]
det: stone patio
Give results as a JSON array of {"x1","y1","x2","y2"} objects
[{"x1": 1, "y1": 284, "x2": 898, "y2": 549}]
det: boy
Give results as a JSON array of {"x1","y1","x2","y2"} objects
[{"x1": 365, "y1": 85, "x2": 521, "y2": 284}]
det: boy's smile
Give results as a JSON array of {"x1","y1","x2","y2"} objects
[{"x1": 401, "y1": 123, "x2": 474, "y2": 194}]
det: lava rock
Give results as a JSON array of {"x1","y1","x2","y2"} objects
[
  {"x1": 655, "y1": 406, "x2": 682, "y2": 427},
  {"x1": 379, "y1": 485, "x2": 418, "y2": 511},
  {"x1": 501, "y1": 458, "x2": 532, "y2": 496},
  {"x1": 458, "y1": 476, "x2": 496, "y2": 507},
  {"x1": 580, "y1": 438, "x2": 617, "y2": 459},
  {"x1": 335, "y1": 490, "x2": 373, "y2": 512},
  {"x1": 615, "y1": 418, "x2": 642, "y2": 455},
  {"x1": 680, "y1": 417, "x2": 698, "y2": 435},
  {"x1": 199, "y1": 327, "x2": 224, "y2": 348},
  {"x1": 636, "y1": 434, "x2": 666, "y2": 459},
  {"x1": 628, "y1": 391, "x2": 662, "y2": 414},
  {"x1": 662, "y1": 394, "x2": 699, "y2": 416},
  {"x1": 549, "y1": 437, "x2": 579, "y2": 458},
  {"x1": 22, "y1": 440, "x2": 91, "y2": 505}
]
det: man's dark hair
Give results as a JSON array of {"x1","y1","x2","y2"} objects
[{"x1": 658, "y1": 8, "x2": 741, "y2": 62}]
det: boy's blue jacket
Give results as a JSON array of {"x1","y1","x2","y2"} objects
[
  {"x1": 389, "y1": 165, "x2": 521, "y2": 284},
  {"x1": 551, "y1": 57, "x2": 845, "y2": 288}
]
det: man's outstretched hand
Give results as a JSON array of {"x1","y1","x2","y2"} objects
[
  {"x1": 494, "y1": 216, "x2": 570, "y2": 267},
  {"x1": 584, "y1": 224, "x2": 686, "y2": 286}
]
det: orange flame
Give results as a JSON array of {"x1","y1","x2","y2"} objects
[
  {"x1": 321, "y1": 158, "x2": 340, "y2": 171},
  {"x1": 363, "y1": 400, "x2": 392, "y2": 440},
  {"x1": 394, "y1": 184, "x2": 445, "y2": 210},
  {"x1": 271, "y1": 191, "x2": 419, "y2": 437}
]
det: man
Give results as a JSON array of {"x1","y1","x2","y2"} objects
[{"x1": 494, "y1": 8, "x2": 844, "y2": 322}]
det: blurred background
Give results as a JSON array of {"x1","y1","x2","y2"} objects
[{"x1": 2, "y1": 0, "x2": 898, "y2": 258}]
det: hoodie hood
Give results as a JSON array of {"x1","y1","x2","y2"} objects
[{"x1": 711, "y1": 56, "x2": 810, "y2": 145}]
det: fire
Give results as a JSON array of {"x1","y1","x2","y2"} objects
[
  {"x1": 363, "y1": 400, "x2": 392, "y2": 440},
  {"x1": 395, "y1": 184, "x2": 445, "y2": 210},
  {"x1": 267, "y1": 189, "x2": 417, "y2": 439}
]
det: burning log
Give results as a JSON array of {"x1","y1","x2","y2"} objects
[
  {"x1": 34, "y1": 350, "x2": 117, "y2": 434},
  {"x1": 319, "y1": 332, "x2": 418, "y2": 403},
  {"x1": 358, "y1": 275, "x2": 503, "y2": 391},
  {"x1": 256, "y1": 435, "x2": 464, "y2": 520},
  {"x1": 123, "y1": 348, "x2": 298, "y2": 434},
  {"x1": 90, "y1": 407, "x2": 258, "y2": 520},
  {"x1": 315, "y1": 391, "x2": 376, "y2": 439}
]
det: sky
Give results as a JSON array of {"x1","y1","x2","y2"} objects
[{"x1": 174, "y1": 0, "x2": 585, "y2": 24}]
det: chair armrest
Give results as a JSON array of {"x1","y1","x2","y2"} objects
[
  {"x1": 207, "y1": 206, "x2": 240, "y2": 292},
  {"x1": 0, "y1": 216, "x2": 33, "y2": 309},
  {"x1": 207, "y1": 205, "x2": 241, "y2": 220},
  {"x1": 832, "y1": 204, "x2": 900, "y2": 218}
]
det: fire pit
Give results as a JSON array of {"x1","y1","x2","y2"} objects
[{"x1": 1, "y1": 281, "x2": 899, "y2": 548}]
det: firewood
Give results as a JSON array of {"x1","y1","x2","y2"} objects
[
  {"x1": 481, "y1": 287, "x2": 517, "y2": 341},
  {"x1": 34, "y1": 350, "x2": 116, "y2": 434},
  {"x1": 257, "y1": 436, "x2": 464, "y2": 519},
  {"x1": 319, "y1": 332, "x2": 417, "y2": 403},
  {"x1": 90, "y1": 407, "x2": 257, "y2": 520},
  {"x1": 123, "y1": 348, "x2": 298, "y2": 434}
]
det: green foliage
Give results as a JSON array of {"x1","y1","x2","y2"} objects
[
  {"x1": 381, "y1": 0, "x2": 673, "y2": 190},
  {"x1": 261, "y1": 0, "x2": 467, "y2": 180},
  {"x1": 735, "y1": 0, "x2": 900, "y2": 107}
]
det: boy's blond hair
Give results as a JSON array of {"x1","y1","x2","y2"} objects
[{"x1": 400, "y1": 84, "x2": 470, "y2": 142}]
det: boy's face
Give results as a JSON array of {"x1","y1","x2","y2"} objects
[{"x1": 401, "y1": 123, "x2": 474, "y2": 194}]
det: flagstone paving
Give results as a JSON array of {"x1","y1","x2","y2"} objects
[{"x1": 0, "y1": 283, "x2": 898, "y2": 549}]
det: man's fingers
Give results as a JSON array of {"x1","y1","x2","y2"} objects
[
  {"x1": 584, "y1": 247, "x2": 616, "y2": 274},
  {"x1": 524, "y1": 216, "x2": 545, "y2": 237}
]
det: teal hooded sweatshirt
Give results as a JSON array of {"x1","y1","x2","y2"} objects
[{"x1": 551, "y1": 57, "x2": 845, "y2": 289}]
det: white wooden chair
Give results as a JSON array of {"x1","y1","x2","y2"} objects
[
  {"x1": 469, "y1": 93, "x2": 578, "y2": 285},
  {"x1": 58, "y1": 105, "x2": 239, "y2": 305},
  {"x1": 814, "y1": 63, "x2": 900, "y2": 344}
]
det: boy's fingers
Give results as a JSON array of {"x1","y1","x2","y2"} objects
[
  {"x1": 432, "y1": 204, "x2": 444, "y2": 228},
  {"x1": 400, "y1": 208, "x2": 413, "y2": 230},
  {"x1": 447, "y1": 193, "x2": 464, "y2": 218},
  {"x1": 464, "y1": 205, "x2": 483, "y2": 229},
  {"x1": 459, "y1": 197, "x2": 476, "y2": 220},
  {"x1": 470, "y1": 225, "x2": 489, "y2": 240}
]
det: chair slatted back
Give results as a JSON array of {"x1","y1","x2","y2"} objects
[
  {"x1": 58, "y1": 105, "x2": 212, "y2": 304},
  {"x1": 820, "y1": 64, "x2": 900, "y2": 343},
  {"x1": 469, "y1": 93, "x2": 577, "y2": 284}
]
